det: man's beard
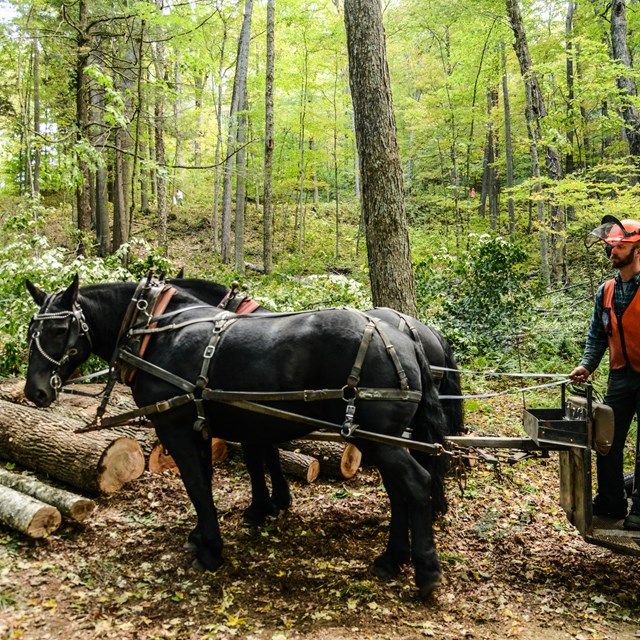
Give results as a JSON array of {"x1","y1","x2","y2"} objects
[{"x1": 611, "y1": 249, "x2": 637, "y2": 268}]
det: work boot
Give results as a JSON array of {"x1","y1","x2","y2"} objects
[
  {"x1": 592, "y1": 494, "x2": 628, "y2": 519},
  {"x1": 624, "y1": 502, "x2": 640, "y2": 530}
]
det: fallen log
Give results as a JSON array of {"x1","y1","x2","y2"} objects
[
  {"x1": 0, "y1": 484, "x2": 61, "y2": 538},
  {"x1": 279, "y1": 440, "x2": 361, "y2": 479},
  {"x1": 0, "y1": 467, "x2": 95, "y2": 521},
  {"x1": 279, "y1": 449, "x2": 320, "y2": 483},
  {"x1": 227, "y1": 442, "x2": 320, "y2": 484},
  {"x1": 0, "y1": 399, "x2": 144, "y2": 495},
  {"x1": 0, "y1": 380, "x2": 228, "y2": 475}
]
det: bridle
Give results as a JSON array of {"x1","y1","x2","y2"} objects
[{"x1": 28, "y1": 293, "x2": 93, "y2": 397}]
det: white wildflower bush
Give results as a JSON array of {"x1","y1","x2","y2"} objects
[
  {"x1": 251, "y1": 273, "x2": 372, "y2": 312},
  {"x1": 0, "y1": 218, "x2": 172, "y2": 375}
]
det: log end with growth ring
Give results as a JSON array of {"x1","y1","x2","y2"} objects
[
  {"x1": 97, "y1": 438, "x2": 145, "y2": 494},
  {"x1": 340, "y1": 443, "x2": 362, "y2": 479},
  {"x1": 28, "y1": 505, "x2": 62, "y2": 538}
]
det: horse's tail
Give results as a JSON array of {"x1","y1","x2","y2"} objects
[
  {"x1": 433, "y1": 331, "x2": 465, "y2": 436},
  {"x1": 410, "y1": 344, "x2": 450, "y2": 516}
]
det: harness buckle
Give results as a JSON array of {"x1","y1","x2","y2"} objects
[
  {"x1": 203, "y1": 345, "x2": 216, "y2": 359},
  {"x1": 340, "y1": 399, "x2": 358, "y2": 437}
]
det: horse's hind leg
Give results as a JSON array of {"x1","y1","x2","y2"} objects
[
  {"x1": 241, "y1": 444, "x2": 290, "y2": 526},
  {"x1": 370, "y1": 476, "x2": 410, "y2": 581},
  {"x1": 370, "y1": 446, "x2": 442, "y2": 599},
  {"x1": 157, "y1": 424, "x2": 224, "y2": 572}
]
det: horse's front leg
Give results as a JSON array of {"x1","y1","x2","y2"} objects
[
  {"x1": 156, "y1": 422, "x2": 224, "y2": 572},
  {"x1": 241, "y1": 444, "x2": 290, "y2": 526},
  {"x1": 263, "y1": 444, "x2": 291, "y2": 512}
]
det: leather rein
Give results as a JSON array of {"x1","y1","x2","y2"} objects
[{"x1": 73, "y1": 276, "x2": 443, "y2": 456}]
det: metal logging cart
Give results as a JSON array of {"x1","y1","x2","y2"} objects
[{"x1": 444, "y1": 380, "x2": 640, "y2": 556}]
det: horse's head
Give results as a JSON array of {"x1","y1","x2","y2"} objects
[{"x1": 24, "y1": 275, "x2": 93, "y2": 407}]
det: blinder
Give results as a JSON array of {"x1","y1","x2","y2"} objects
[{"x1": 29, "y1": 292, "x2": 92, "y2": 398}]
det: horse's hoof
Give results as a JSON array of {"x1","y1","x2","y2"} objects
[
  {"x1": 184, "y1": 540, "x2": 198, "y2": 554},
  {"x1": 370, "y1": 556, "x2": 400, "y2": 582},
  {"x1": 417, "y1": 574, "x2": 442, "y2": 600},
  {"x1": 191, "y1": 556, "x2": 224, "y2": 573},
  {"x1": 242, "y1": 504, "x2": 280, "y2": 527}
]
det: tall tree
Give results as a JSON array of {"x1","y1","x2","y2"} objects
[
  {"x1": 507, "y1": 0, "x2": 563, "y2": 283},
  {"x1": 72, "y1": 0, "x2": 92, "y2": 249},
  {"x1": 610, "y1": 0, "x2": 640, "y2": 160},
  {"x1": 344, "y1": 0, "x2": 417, "y2": 316},
  {"x1": 263, "y1": 0, "x2": 275, "y2": 274},
  {"x1": 221, "y1": 0, "x2": 253, "y2": 264}
]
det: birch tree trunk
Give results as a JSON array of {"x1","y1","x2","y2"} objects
[{"x1": 344, "y1": 0, "x2": 417, "y2": 316}]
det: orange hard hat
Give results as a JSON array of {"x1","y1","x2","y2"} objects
[{"x1": 586, "y1": 215, "x2": 640, "y2": 248}]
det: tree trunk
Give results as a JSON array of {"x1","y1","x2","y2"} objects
[
  {"x1": 478, "y1": 86, "x2": 499, "y2": 230},
  {"x1": 154, "y1": 37, "x2": 168, "y2": 253},
  {"x1": 112, "y1": 133, "x2": 128, "y2": 252},
  {"x1": 611, "y1": 0, "x2": 640, "y2": 160},
  {"x1": 501, "y1": 43, "x2": 516, "y2": 236},
  {"x1": 212, "y1": 24, "x2": 228, "y2": 254},
  {"x1": 32, "y1": 38, "x2": 41, "y2": 195},
  {"x1": 75, "y1": 0, "x2": 91, "y2": 249},
  {"x1": 0, "y1": 468, "x2": 95, "y2": 522},
  {"x1": 0, "y1": 399, "x2": 144, "y2": 495},
  {"x1": 507, "y1": 0, "x2": 564, "y2": 284},
  {"x1": 0, "y1": 485, "x2": 61, "y2": 538},
  {"x1": 92, "y1": 82, "x2": 110, "y2": 256},
  {"x1": 222, "y1": 0, "x2": 253, "y2": 263},
  {"x1": 235, "y1": 86, "x2": 248, "y2": 272},
  {"x1": 344, "y1": 0, "x2": 418, "y2": 316},
  {"x1": 263, "y1": 0, "x2": 275, "y2": 274}
]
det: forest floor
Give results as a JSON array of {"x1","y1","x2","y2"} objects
[{"x1": 2, "y1": 395, "x2": 640, "y2": 640}]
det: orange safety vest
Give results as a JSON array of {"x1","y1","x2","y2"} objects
[{"x1": 603, "y1": 278, "x2": 640, "y2": 371}]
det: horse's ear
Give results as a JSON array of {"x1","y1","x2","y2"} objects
[
  {"x1": 176, "y1": 267, "x2": 184, "y2": 279},
  {"x1": 59, "y1": 274, "x2": 79, "y2": 309},
  {"x1": 25, "y1": 279, "x2": 47, "y2": 306}
]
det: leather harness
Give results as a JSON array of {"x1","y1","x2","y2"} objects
[{"x1": 75, "y1": 276, "x2": 443, "y2": 456}]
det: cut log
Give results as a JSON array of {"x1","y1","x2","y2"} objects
[
  {"x1": 0, "y1": 399, "x2": 144, "y2": 495},
  {"x1": 211, "y1": 438, "x2": 228, "y2": 464},
  {"x1": 278, "y1": 449, "x2": 320, "y2": 483},
  {"x1": 279, "y1": 440, "x2": 361, "y2": 479},
  {"x1": 146, "y1": 437, "x2": 228, "y2": 475},
  {"x1": 226, "y1": 442, "x2": 320, "y2": 484},
  {"x1": 0, "y1": 484, "x2": 61, "y2": 538},
  {"x1": 0, "y1": 467, "x2": 95, "y2": 521},
  {"x1": 0, "y1": 380, "x2": 228, "y2": 475}
]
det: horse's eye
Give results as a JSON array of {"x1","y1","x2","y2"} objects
[{"x1": 52, "y1": 325, "x2": 68, "y2": 337}]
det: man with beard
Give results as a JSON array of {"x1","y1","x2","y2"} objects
[{"x1": 570, "y1": 216, "x2": 640, "y2": 530}]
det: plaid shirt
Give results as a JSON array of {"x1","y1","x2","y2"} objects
[{"x1": 581, "y1": 272, "x2": 640, "y2": 373}]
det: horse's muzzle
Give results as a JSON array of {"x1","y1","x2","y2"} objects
[{"x1": 24, "y1": 382, "x2": 54, "y2": 408}]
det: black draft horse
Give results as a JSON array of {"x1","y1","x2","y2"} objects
[
  {"x1": 168, "y1": 277, "x2": 464, "y2": 525},
  {"x1": 24, "y1": 276, "x2": 449, "y2": 598}
]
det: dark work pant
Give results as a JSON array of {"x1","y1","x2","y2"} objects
[{"x1": 598, "y1": 368, "x2": 640, "y2": 509}]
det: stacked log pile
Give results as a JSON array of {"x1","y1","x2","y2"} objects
[{"x1": 0, "y1": 378, "x2": 361, "y2": 495}]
